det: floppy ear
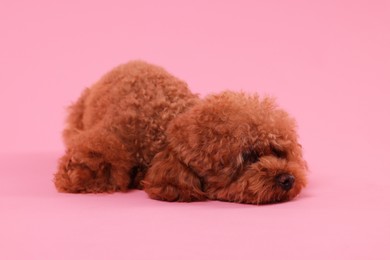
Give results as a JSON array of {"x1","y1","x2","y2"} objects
[{"x1": 142, "y1": 149, "x2": 206, "y2": 202}]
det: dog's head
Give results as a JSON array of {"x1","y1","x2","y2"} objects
[{"x1": 144, "y1": 91, "x2": 307, "y2": 204}]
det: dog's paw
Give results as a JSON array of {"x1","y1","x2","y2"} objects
[
  {"x1": 144, "y1": 184, "x2": 204, "y2": 202},
  {"x1": 54, "y1": 152, "x2": 117, "y2": 193}
]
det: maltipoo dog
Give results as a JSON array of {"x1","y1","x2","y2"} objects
[{"x1": 54, "y1": 61, "x2": 307, "y2": 204}]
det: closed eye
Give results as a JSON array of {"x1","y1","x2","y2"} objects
[
  {"x1": 270, "y1": 146, "x2": 287, "y2": 158},
  {"x1": 242, "y1": 150, "x2": 260, "y2": 164}
]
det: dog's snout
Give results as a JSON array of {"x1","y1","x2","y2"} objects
[{"x1": 276, "y1": 173, "x2": 295, "y2": 191}]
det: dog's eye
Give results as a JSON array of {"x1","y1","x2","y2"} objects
[
  {"x1": 270, "y1": 146, "x2": 287, "y2": 158},
  {"x1": 242, "y1": 150, "x2": 260, "y2": 164}
]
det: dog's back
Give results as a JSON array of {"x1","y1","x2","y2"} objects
[{"x1": 65, "y1": 61, "x2": 198, "y2": 162}]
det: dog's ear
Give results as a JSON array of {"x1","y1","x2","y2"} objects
[
  {"x1": 142, "y1": 149, "x2": 206, "y2": 202},
  {"x1": 163, "y1": 94, "x2": 248, "y2": 174}
]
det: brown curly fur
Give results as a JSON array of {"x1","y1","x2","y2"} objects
[{"x1": 54, "y1": 61, "x2": 307, "y2": 204}]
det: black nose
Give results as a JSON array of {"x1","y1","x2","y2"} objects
[{"x1": 276, "y1": 173, "x2": 295, "y2": 191}]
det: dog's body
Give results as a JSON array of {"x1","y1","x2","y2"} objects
[{"x1": 54, "y1": 61, "x2": 307, "y2": 204}]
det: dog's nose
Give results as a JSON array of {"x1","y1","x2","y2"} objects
[{"x1": 276, "y1": 173, "x2": 295, "y2": 191}]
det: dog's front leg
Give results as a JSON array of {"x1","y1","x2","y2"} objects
[{"x1": 142, "y1": 149, "x2": 206, "y2": 202}]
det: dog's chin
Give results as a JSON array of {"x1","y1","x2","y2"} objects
[
  {"x1": 225, "y1": 167, "x2": 306, "y2": 205},
  {"x1": 205, "y1": 165, "x2": 306, "y2": 204},
  {"x1": 238, "y1": 187, "x2": 302, "y2": 205}
]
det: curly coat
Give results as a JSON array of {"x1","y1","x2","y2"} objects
[{"x1": 54, "y1": 61, "x2": 307, "y2": 204}]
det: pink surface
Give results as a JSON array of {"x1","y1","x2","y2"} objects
[{"x1": 1, "y1": 0, "x2": 389, "y2": 259}]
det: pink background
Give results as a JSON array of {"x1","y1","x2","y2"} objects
[{"x1": 1, "y1": 0, "x2": 389, "y2": 259}]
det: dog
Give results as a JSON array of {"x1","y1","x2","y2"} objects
[{"x1": 54, "y1": 61, "x2": 307, "y2": 204}]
